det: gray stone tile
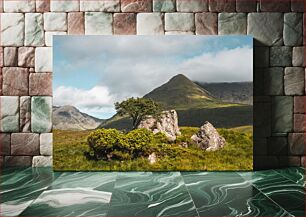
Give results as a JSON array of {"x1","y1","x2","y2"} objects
[
  {"x1": 284, "y1": 67, "x2": 305, "y2": 95},
  {"x1": 20, "y1": 96, "x2": 31, "y2": 132},
  {"x1": 236, "y1": 0, "x2": 256, "y2": 12},
  {"x1": 270, "y1": 46, "x2": 292, "y2": 67},
  {"x1": 0, "y1": 96, "x2": 19, "y2": 132},
  {"x1": 254, "y1": 68, "x2": 265, "y2": 96},
  {"x1": 3, "y1": 47, "x2": 18, "y2": 66},
  {"x1": 2, "y1": 67, "x2": 29, "y2": 96},
  {"x1": 208, "y1": 0, "x2": 235, "y2": 12},
  {"x1": 0, "y1": 133, "x2": 11, "y2": 155},
  {"x1": 195, "y1": 12, "x2": 217, "y2": 35},
  {"x1": 264, "y1": 67, "x2": 284, "y2": 95},
  {"x1": 260, "y1": 0, "x2": 290, "y2": 12},
  {"x1": 177, "y1": 0, "x2": 208, "y2": 12},
  {"x1": 153, "y1": 0, "x2": 175, "y2": 12},
  {"x1": 248, "y1": 13, "x2": 283, "y2": 46},
  {"x1": 288, "y1": 133, "x2": 305, "y2": 155},
  {"x1": 165, "y1": 13, "x2": 195, "y2": 31},
  {"x1": 32, "y1": 156, "x2": 53, "y2": 167},
  {"x1": 11, "y1": 133, "x2": 40, "y2": 155},
  {"x1": 31, "y1": 96, "x2": 52, "y2": 133},
  {"x1": 292, "y1": 46, "x2": 305, "y2": 67},
  {"x1": 284, "y1": 13, "x2": 303, "y2": 46},
  {"x1": 4, "y1": 156, "x2": 33, "y2": 167},
  {"x1": 254, "y1": 47, "x2": 269, "y2": 67},
  {"x1": 291, "y1": 0, "x2": 305, "y2": 12},
  {"x1": 218, "y1": 13, "x2": 247, "y2": 35},
  {"x1": 254, "y1": 102, "x2": 271, "y2": 137},
  {"x1": 272, "y1": 96, "x2": 293, "y2": 133}
]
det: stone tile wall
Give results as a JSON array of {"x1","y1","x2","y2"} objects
[{"x1": 0, "y1": 0, "x2": 305, "y2": 169}]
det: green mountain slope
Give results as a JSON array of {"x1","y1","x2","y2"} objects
[
  {"x1": 99, "y1": 74, "x2": 252, "y2": 130},
  {"x1": 143, "y1": 74, "x2": 231, "y2": 109}
]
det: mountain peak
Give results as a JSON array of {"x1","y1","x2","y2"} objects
[
  {"x1": 144, "y1": 74, "x2": 215, "y2": 109},
  {"x1": 168, "y1": 74, "x2": 192, "y2": 84},
  {"x1": 59, "y1": 105, "x2": 79, "y2": 112},
  {"x1": 171, "y1": 74, "x2": 189, "y2": 80}
]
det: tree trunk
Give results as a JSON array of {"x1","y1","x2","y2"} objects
[{"x1": 132, "y1": 117, "x2": 142, "y2": 130}]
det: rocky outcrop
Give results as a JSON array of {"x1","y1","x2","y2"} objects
[
  {"x1": 138, "y1": 110, "x2": 181, "y2": 141},
  {"x1": 191, "y1": 121, "x2": 226, "y2": 151}
]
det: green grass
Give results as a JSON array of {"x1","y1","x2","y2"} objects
[
  {"x1": 53, "y1": 126, "x2": 253, "y2": 171},
  {"x1": 230, "y1": 125, "x2": 253, "y2": 134}
]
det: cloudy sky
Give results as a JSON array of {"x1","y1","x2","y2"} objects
[{"x1": 53, "y1": 36, "x2": 253, "y2": 119}]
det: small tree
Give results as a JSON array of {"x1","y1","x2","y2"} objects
[{"x1": 115, "y1": 97, "x2": 161, "y2": 129}]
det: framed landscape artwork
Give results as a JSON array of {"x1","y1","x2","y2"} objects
[{"x1": 53, "y1": 36, "x2": 253, "y2": 171}]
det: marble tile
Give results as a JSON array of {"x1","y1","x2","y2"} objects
[
  {"x1": 0, "y1": 167, "x2": 32, "y2": 184},
  {"x1": 182, "y1": 172, "x2": 289, "y2": 216},
  {"x1": 115, "y1": 171, "x2": 183, "y2": 186},
  {"x1": 110, "y1": 172, "x2": 199, "y2": 216},
  {"x1": 0, "y1": 169, "x2": 304, "y2": 216},
  {"x1": 19, "y1": 172, "x2": 116, "y2": 216},
  {"x1": 111, "y1": 180, "x2": 189, "y2": 205},
  {"x1": 112, "y1": 172, "x2": 184, "y2": 204},
  {"x1": 114, "y1": 172, "x2": 184, "y2": 196},
  {"x1": 274, "y1": 167, "x2": 305, "y2": 187},
  {"x1": 19, "y1": 189, "x2": 111, "y2": 216},
  {"x1": 49, "y1": 172, "x2": 117, "y2": 191},
  {"x1": 239, "y1": 170, "x2": 305, "y2": 216},
  {"x1": 107, "y1": 200, "x2": 198, "y2": 217},
  {"x1": 0, "y1": 167, "x2": 58, "y2": 216}
]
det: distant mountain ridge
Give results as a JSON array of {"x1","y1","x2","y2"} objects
[
  {"x1": 196, "y1": 82, "x2": 253, "y2": 105},
  {"x1": 53, "y1": 105, "x2": 104, "y2": 130}
]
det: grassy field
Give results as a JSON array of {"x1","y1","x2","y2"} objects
[{"x1": 53, "y1": 126, "x2": 253, "y2": 171}]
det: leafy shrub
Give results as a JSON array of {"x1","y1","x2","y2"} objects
[
  {"x1": 87, "y1": 128, "x2": 154, "y2": 161},
  {"x1": 125, "y1": 128, "x2": 154, "y2": 158},
  {"x1": 87, "y1": 128, "x2": 124, "y2": 160},
  {"x1": 153, "y1": 132, "x2": 169, "y2": 144},
  {"x1": 111, "y1": 150, "x2": 132, "y2": 161}
]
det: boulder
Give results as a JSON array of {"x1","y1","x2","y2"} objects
[
  {"x1": 179, "y1": 142, "x2": 188, "y2": 148},
  {"x1": 138, "y1": 110, "x2": 181, "y2": 141},
  {"x1": 148, "y1": 153, "x2": 157, "y2": 164},
  {"x1": 191, "y1": 121, "x2": 226, "y2": 151}
]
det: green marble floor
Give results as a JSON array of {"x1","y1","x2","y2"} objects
[{"x1": 0, "y1": 167, "x2": 305, "y2": 216}]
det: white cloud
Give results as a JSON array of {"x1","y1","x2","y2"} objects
[
  {"x1": 54, "y1": 85, "x2": 114, "y2": 109},
  {"x1": 180, "y1": 46, "x2": 253, "y2": 83},
  {"x1": 97, "y1": 46, "x2": 253, "y2": 97},
  {"x1": 55, "y1": 36, "x2": 211, "y2": 63}
]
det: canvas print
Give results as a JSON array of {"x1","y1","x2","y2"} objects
[{"x1": 53, "y1": 36, "x2": 253, "y2": 171}]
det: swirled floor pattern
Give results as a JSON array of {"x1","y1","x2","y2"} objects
[{"x1": 0, "y1": 167, "x2": 305, "y2": 216}]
